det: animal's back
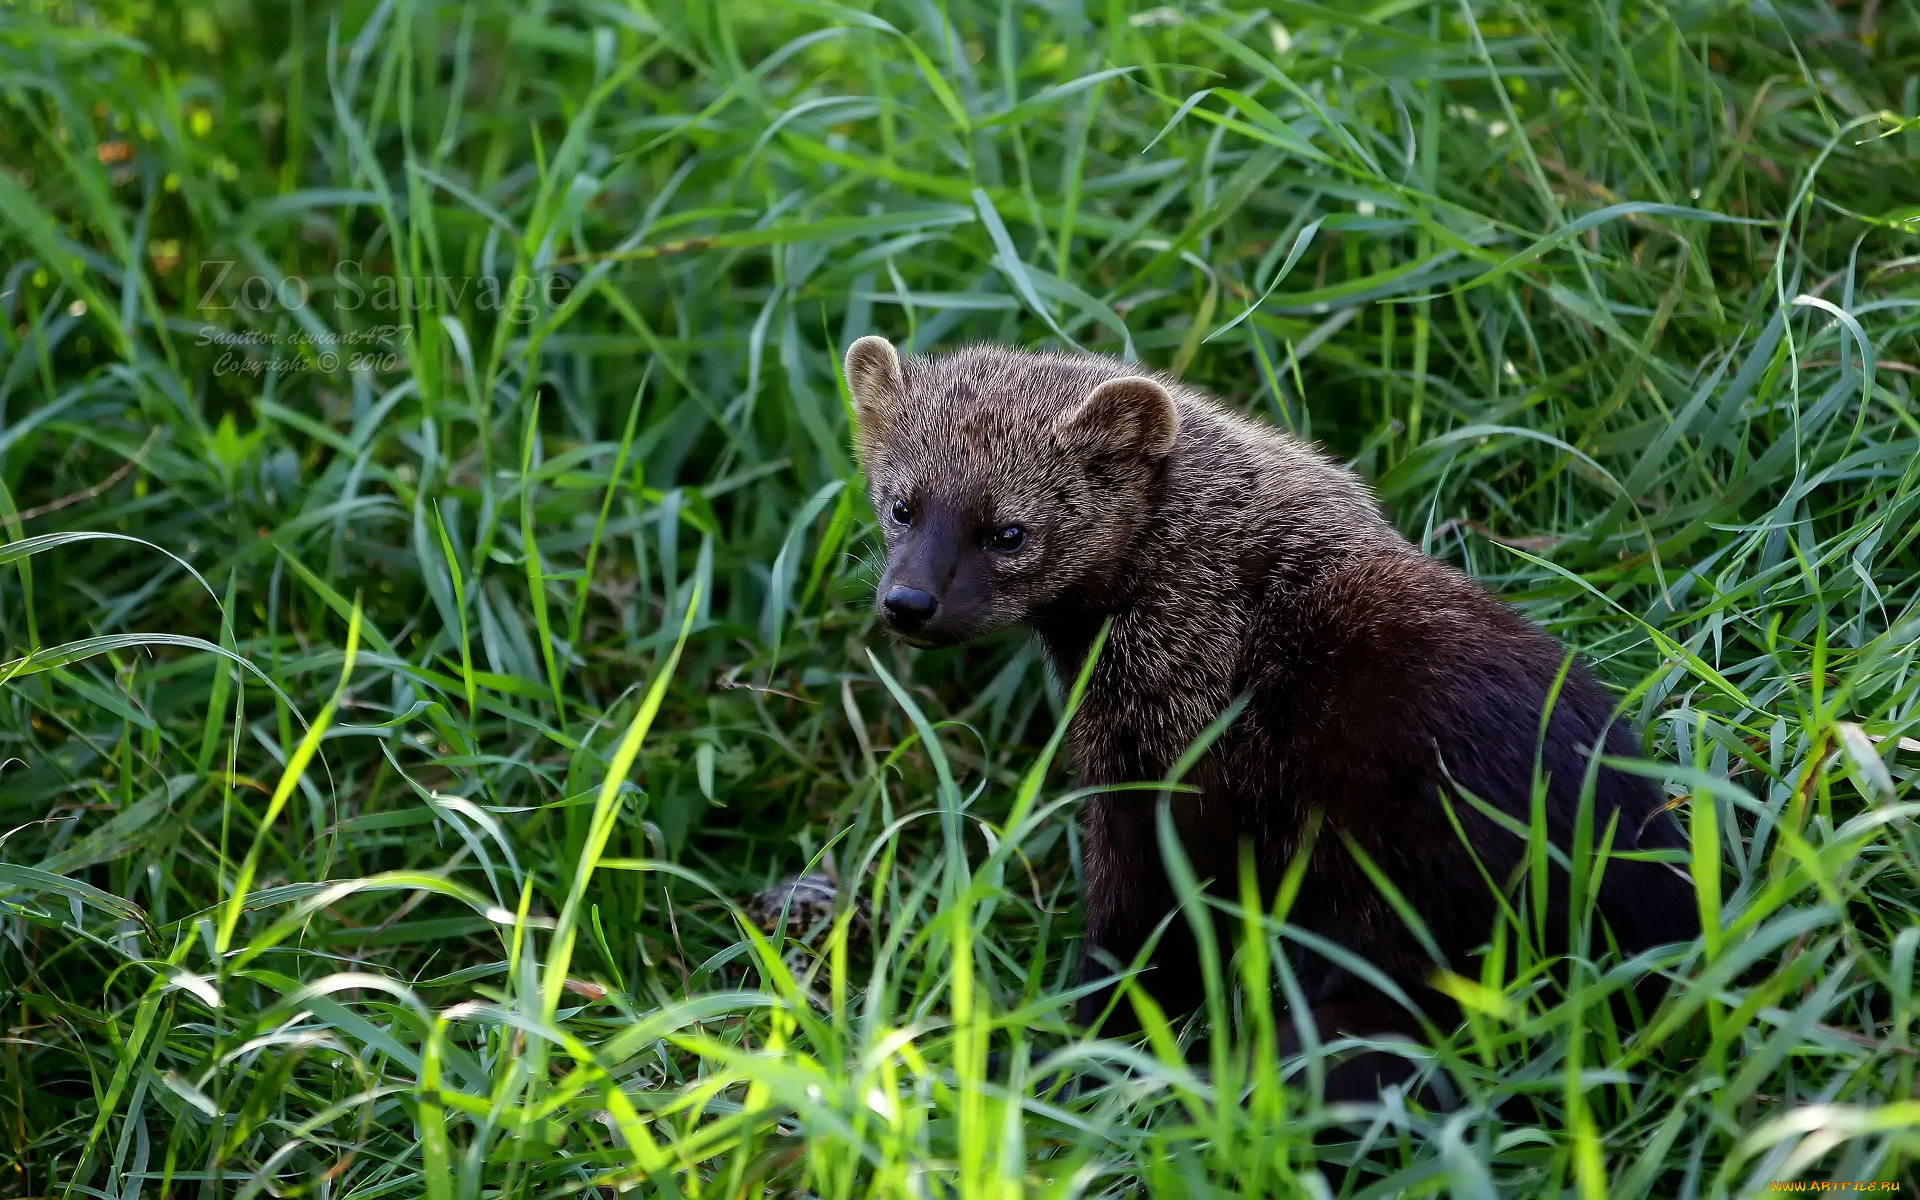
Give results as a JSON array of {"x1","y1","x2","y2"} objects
[{"x1": 1234, "y1": 546, "x2": 1697, "y2": 986}]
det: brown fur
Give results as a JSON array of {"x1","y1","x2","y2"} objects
[{"x1": 845, "y1": 337, "x2": 1697, "y2": 1095}]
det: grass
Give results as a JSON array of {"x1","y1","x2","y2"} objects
[{"x1": 2, "y1": 0, "x2": 1919, "y2": 1194}]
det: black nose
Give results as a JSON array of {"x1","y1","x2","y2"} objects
[{"x1": 883, "y1": 586, "x2": 938, "y2": 629}]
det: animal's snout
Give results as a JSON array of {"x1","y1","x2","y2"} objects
[{"x1": 882, "y1": 585, "x2": 939, "y2": 630}]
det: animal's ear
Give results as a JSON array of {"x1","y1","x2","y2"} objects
[
  {"x1": 1053, "y1": 375, "x2": 1179, "y2": 462},
  {"x1": 844, "y1": 336, "x2": 907, "y2": 461}
]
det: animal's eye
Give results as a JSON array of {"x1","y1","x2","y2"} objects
[
  {"x1": 988, "y1": 525, "x2": 1027, "y2": 553},
  {"x1": 891, "y1": 499, "x2": 912, "y2": 526}
]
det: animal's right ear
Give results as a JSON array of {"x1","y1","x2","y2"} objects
[{"x1": 844, "y1": 336, "x2": 907, "y2": 462}]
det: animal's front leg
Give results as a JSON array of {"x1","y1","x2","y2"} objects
[
  {"x1": 1072, "y1": 794, "x2": 1209, "y2": 1034},
  {"x1": 1058, "y1": 606, "x2": 1242, "y2": 1032}
]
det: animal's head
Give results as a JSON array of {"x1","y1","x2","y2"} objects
[{"x1": 843, "y1": 336, "x2": 1180, "y2": 647}]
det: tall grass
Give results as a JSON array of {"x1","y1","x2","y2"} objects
[{"x1": 2, "y1": 0, "x2": 1918, "y2": 1194}]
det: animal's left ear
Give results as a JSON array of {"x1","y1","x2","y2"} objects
[
  {"x1": 844, "y1": 335, "x2": 908, "y2": 465},
  {"x1": 1052, "y1": 375, "x2": 1179, "y2": 462}
]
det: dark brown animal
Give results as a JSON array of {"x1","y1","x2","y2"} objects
[{"x1": 843, "y1": 336, "x2": 1697, "y2": 1096}]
